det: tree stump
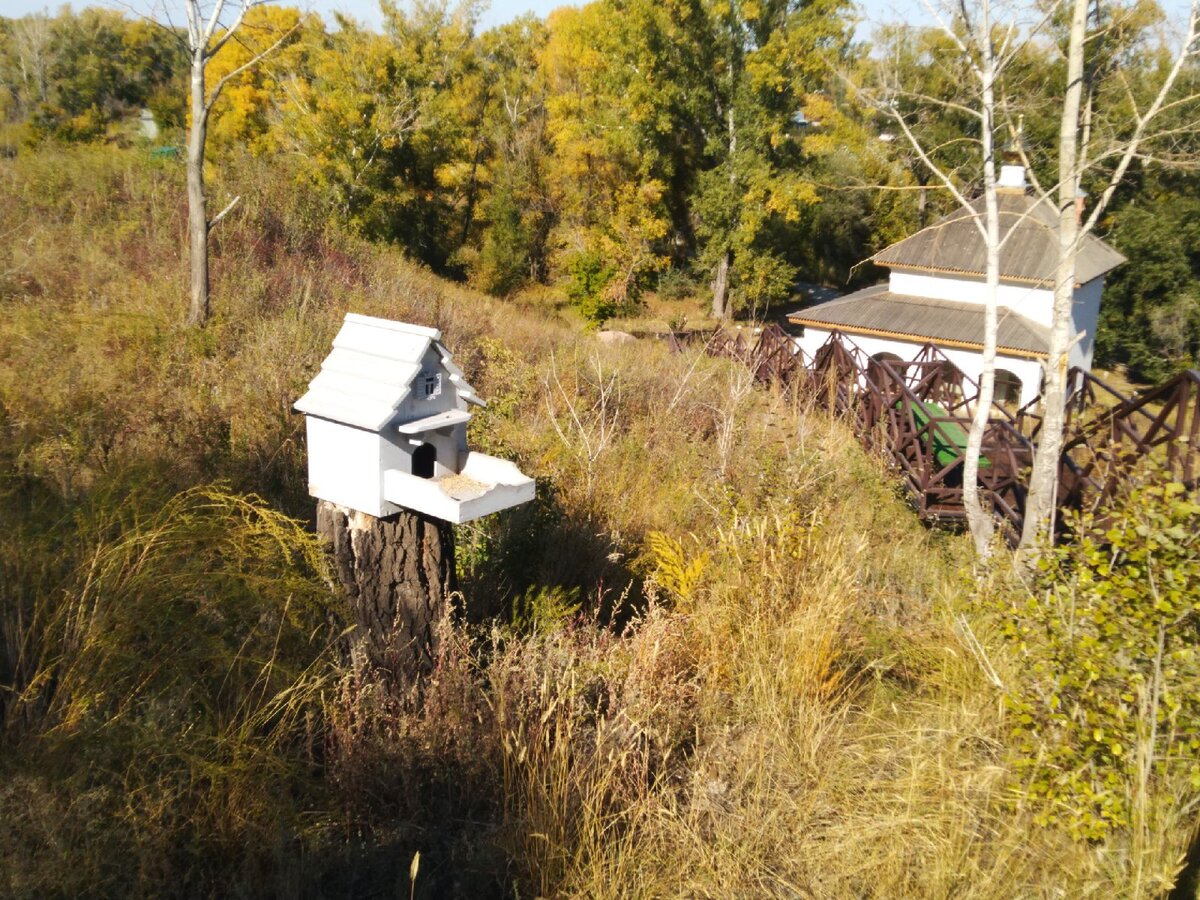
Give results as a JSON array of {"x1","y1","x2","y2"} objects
[{"x1": 316, "y1": 500, "x2": 456, "y2": 692}]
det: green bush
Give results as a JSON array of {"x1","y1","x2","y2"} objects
[
  {"x1": 654, "y1": 266, "x2": 697, "y2": 302},
  {"x1": 565, "y1": 249, "x2": 618, "y2": 323},
  {"x1": 998, "y1": 481, "x2": 1200, "y2": 840}
]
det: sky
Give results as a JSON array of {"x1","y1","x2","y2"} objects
[
  {"x1": 0, "y1": 0, "x2": 935, "y2": 35},
  {"x1": 3, "y1": 0, "x2": 1192, "y2": 43}
]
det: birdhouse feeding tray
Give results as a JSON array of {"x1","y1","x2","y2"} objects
[{"x1": 295, "y1": 313, "x2": 534, "y2": 523}]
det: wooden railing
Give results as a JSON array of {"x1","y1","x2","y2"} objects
[{"x1": 690, "y1": 324, "x2": 1200, "y2": 544}]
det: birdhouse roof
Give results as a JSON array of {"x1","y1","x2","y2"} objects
[
  {"x1": 872, "y1": 191, "x2": 1126, "y2": 286},
  {"x1": 295, "y1": 313, "x2": 483, "y2": 431}
]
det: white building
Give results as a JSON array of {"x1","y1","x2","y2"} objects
[
  {"x1": 788, "y1": 166, "x2": 1126, "y2": 407},
  {"x1": 138, "y1": 108, "x2": 158, "y2": 141},
  {"x1": 295, "y1": 314, "x2": 534, "y2": 523}
]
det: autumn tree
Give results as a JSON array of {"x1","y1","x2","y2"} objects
[
  {"x1": 273, "y1": 1, "x2": 478, "y2": 265},
  {"x1": 865, "y1": 0, "x2": 1200, "y2": 552},
  {"x1": 180, "y1": 0, "x2": 295, "y2": 327},
  {"x1": 541, "y1": 0, "x2": 681, "y2": 318},
  {"x1": 0, "y1": 9, "x2": 184, "y2": 143},
  {"x1": 1019, "y1": 0, "x2": 1200, "y2": 548},
  {"x1": 203, "y1": 4, "x2": 304, "y2": 155},
  {"x1": 455, "y1": 17, "x2": 553, "y2": 294},
  {"x1": 693, "y1": 0, "x2": 850, "y2": 319},
  {"x1": 868, "y1": 2, "x2": 1052, "y2": 555}
]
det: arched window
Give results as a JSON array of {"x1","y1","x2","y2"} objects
[
  {"x1": 869, "y1": 352, "x2": 906, "y2": 379},
  {"x1": 994, "y1": 369, "x2": 1023, "y2": 406}
]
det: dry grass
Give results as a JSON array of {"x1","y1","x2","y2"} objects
[{"x1": 0, "y1": 145, "x2": 1195, "y2": 898}]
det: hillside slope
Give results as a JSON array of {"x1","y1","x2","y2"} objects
[{"x1": 0, "y1": 147, "x2": 1194, "y2": 898}]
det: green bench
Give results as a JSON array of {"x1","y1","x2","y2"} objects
[{"x1": 904, "y1": 399, "x2": 991, "y2": 469}]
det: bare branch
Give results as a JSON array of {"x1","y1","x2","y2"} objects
[
  {"x1": 202, "y1": 0, "x2": 231, "y2": 48},
  {"x1": 205, "y1": 20, "x2": 298, "y2": 112},
  {"x1": 208, "y1": 195, "x2": 241, "y2": 230},
  {"x1": 1081, "y1": 1, "x2": 1200, "y2": 235}
]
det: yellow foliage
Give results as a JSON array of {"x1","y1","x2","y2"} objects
[
  {"x1": 203, "y1": 6, "x2": 306, "y2": 155},
  {"x1": 647, "y1": 531, "x2": 709, "y2": 608}
]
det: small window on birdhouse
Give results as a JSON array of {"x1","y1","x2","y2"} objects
[{"x1": 421, "y1": 371, "x2": 441, "y2": 399}]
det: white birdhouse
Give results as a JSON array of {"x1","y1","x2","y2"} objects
[{"x1": 295, "y1": 314, "x2": 535, "y2": 523}]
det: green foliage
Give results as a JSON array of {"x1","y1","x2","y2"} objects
[
  {"x1": 511, "y1": 584, "x2": 582, "y2": 633},
  {"x1": 1098, "y1": 181, "x2": 1200, "y2": 380},
  {"x1": 998, "y1": 482, "x2": 1200, "y2": 840},
  {"x1": 474, "y1": 177, "x2": 538, "y2": 295},
  {"x1": 0, "y1": 10, "x2": 185, "y2": 144},
  {"x1": 565, "y1": 248, "x2": 619, "y2": 322},
  {"x1": 654, "y1": 266, "x2": 697, "y2": 301}
]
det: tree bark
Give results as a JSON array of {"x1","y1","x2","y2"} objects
[
  {"x1": 186, "y1": 47, "x2": 210, "y2": 328},
  {"x1": 1020, "y1": 0, "x2": 1089, "y2": 550},
  {"x1": 711, "y1": 86, "x2": 737, "y2": 321},
  {"x1": 963, "y1": 5, "x2": 999, "y2": 557},
  {"x1": 316, "y1": 501, "x2": 456, "y2": 694},
  {"x1": 711, "y1": 249, "x2": 731, "y2": 319}
]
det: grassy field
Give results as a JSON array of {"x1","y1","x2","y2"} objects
[{"x1": 1, "y1": 146, "x2": 1196, "y2": 898}]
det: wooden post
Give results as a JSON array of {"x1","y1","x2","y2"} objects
[{"x1": 316, "y1": 500, "x2": 455, "y2": 692}]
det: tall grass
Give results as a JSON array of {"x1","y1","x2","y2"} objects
[
  {"x1": 1, "y1": 144, "x2": 1195, "y2": 897},
  {"x1": 0, "y1": 483, "x2": 340, "y2": 896}
]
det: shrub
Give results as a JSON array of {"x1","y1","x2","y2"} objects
[
  {"x1": 654, "y1": 266, "x2": 697, "y2": 302},
  {"x1": 565, "y1": 249, "x2": 618, "y2": 322},
  {"x1": 998, "y1": 481, "x2": 1200, "y2": 841}
]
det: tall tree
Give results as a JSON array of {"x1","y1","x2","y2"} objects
[
  {"x1": 180, "y1": 0, "x2": 293, "y2": 327},
  {"x1": 868, "y1": 0, "x2": 1200, "y2": 552},
  {"x1": 695, "y1": 0, "x2": 848, "y2": 319},
  {"x1": 541, "y1": 0, "x2": 682, "y2": 316},
  {"x1": 1020, "y1": 0, "x2": 1200, "y2": 548},
  {"x1": 459, "y1": 17, "x2": 553, "y2": 293},
  {"x1": 273, "y1": 1, "x2": 478, "y2": 264},
  {"x1": 871, "y1": 2, "x2": 1042, "y2": 556}
]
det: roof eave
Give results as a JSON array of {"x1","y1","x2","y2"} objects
[{"x1": 786, "y1": 316, "x2": 1048, "y2": 360}]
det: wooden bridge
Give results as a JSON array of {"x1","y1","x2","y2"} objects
[{"x1": 682, "y1": 324, "x2": 1200, "y2": 543}]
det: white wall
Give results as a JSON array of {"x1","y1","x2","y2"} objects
[
  {"x1": 888, "y1": 270, "x2": 1053, "y2": 328},
  {"x1": 887, "y1": 269, "x2": 1106, "y2": 372},
  {"x1": 1071, "y1": 277, "x2": 1103, "y2": 370},
  {"x1": 306, "y1": 416, "x2": 398, "y2": 518},
  {"x1": 794, "y1": 326, "x2": 1043, "y2": 407}
]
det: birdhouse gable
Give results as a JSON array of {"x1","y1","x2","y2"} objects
[{"x1": 294, "y1": 314, "x2": 482, "y2": 433}]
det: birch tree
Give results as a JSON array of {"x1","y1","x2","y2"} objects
[
  {"x1": 1019, "y1": 0, "x2": 1200, "y2": 548},
  {"x1": 873, "y1": 1, "x2": 1046, "y2": 556},
  {"x1": 872, "y1": 0, "x2": 1200, "y2": 553}
]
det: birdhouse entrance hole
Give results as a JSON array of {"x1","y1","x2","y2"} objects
[{"x1": 412, "y1": 442, "x2": 437, "y2": 479}]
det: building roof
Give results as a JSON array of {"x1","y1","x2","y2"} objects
[
  {"x1": 871, "y1": 191, "x2": 1126, "y2": 286},
  {"x1": 787, "y1": 284, "x2": 1050, "y2": 358},
  {"x1": 295, "y1": 313, "x2": 483, "y2": 431}
]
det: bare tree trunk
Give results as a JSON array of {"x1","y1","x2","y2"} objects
[
  {"x1": 186, "y1": 48, "x2": 210, "y2": 328},
  {"x1": 1020, "y1": 0, "x2": 1089, "y2": 551},
  {"x1": 316, "y1": 501, "x2": 455, "y2": 694},
  {"x1": 963, "y1": 5, "x2": 999, "y2": 557},
  {"x1": 711, "y1": 90, "x2": 737, "y2": 321},
  {"x1": 711, "y1": 250, "x2": 731, "y2": 319}
]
